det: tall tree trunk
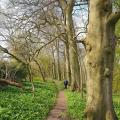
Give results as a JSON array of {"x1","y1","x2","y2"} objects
[
  {"x1": 62, "y1": 51, "x2": 66, "y2": 80},
  {"x1": 79, "y1": 57, "x2": 84, "y2": 97},
  {"x1": 66, "y1": 5, "x2": 80, "y2": 91},
  {"x1": 27, "y1": 64, "x2": 35, "y2": 97},
  {"x1": 52, "y1": 62, "x2": 57, "y2": 79},
  {"x1": 4, "y1": 63, "x2": 8, "y2": 80},
  {"x1": 65, "y1": 41, "x2": 71, "y2": 84},
  {"x1": 56, "y1": 39, "x2": 61, "y2": 80},
  {"x1": 79, "y1": 49, "x2": 87, "y2": 96},
  {"x1": 52, "y1": 47, "x2": 57, "y2": 79},
  {"x1": 34, "y1": 60, "x2": 46, "y2": 82},
  {"x1": 85, "y1": 0, "x2": 120, "y2": 119},
  {"x1": 59, "y1": 0, "x2": 81, "y2": 91}
]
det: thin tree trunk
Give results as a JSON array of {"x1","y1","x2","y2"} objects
[
  {"x1": 62, "y1": 49, "x2": 65, "y2": 80},
  {"x1": 56, "y1": 39, "x2": 61, "y2": 80},
  {"x1": 79, "y1": 57, "x2": 83, "y2": 97},
  {"x1": 52, "y1": 63, "x2": 56, "y2": 79},
  {"x1": 65, "y1": 42, "x2": 71, "y2": 84},
  {"x1": 34, "y1": 60, "x2": 46, "y2": 82},
  {"x1": 52, "y1": 48, "x2": 57, "y2": 79},
  {"x1": 4, "y1": 63, "x2": 8, "y2": 80},
  {"x1": 27, "y1": 64, "x2": 35, "y2": 97},
  {"x1": 79, "y1": 49, "x2": 87, "y2": 97}
]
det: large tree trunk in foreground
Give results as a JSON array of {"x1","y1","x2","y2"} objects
[{"x1": 85, "y1": 0, "x2": 120, "y2": 120}]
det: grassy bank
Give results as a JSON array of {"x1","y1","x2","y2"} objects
[
  {"x1": 0, "y1": 81, "x2": 58, "y2": 120},
  {"x1": 65, "y1": 91, "x2": 120, "y2": 120}
]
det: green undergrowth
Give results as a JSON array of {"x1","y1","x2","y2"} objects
[
  {"x1": 53, "y1": 80, "x2": 64, "y2": 91},
  {"x1": 65, "y1": 91, "x2": 120, "y2": 120},
  {"x1": 0, "y1": 81, "x2": 58, "y2": 120},
  {"x1": 65, "y1": 91, "x2": 86, "y2": 120},
  {"x1": 113, "y1": 95, "x2": 120, "y2": 119}
]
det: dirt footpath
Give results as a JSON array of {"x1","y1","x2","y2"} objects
[{"x1": 46, "y1": 91, "x2": 68, "y2": 120}]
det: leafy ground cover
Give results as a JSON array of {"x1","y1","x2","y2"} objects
[
  {"x1": 65, "y1": 91, "x2": 86, "y2": 120},
  {"x1": 53, "y1": 80, "x2": 64, "y2": 91},
  {"x1": 0, "y1": 81, "x2": 58, "y2": 120},
  {"x1": 66, "y1": 91, "x2": 120, "y2": 120},
  {"x1": 113, "y1": 95, "x2": 120, "y2": 119}
]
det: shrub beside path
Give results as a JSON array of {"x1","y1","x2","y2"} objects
[{"x1": 46, "y1": 91, "x2": 68, "y2": 120}]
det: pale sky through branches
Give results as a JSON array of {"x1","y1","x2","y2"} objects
[
  {"x1": 0, "y1": 0, "x2": 8, "y2": 9},
  {"x1": 0, "y1": 0, "x2": 88, "y2": 48}
]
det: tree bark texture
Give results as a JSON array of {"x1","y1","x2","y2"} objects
[
  {"x1": 85, "y1": 0, "x2": 120, "y2": 119},
  {"x1": 65, "y1": 41, "x2": 71, "y2": 83},
  {"x1": 52, "y1": 48, "x2": 57, "y2": 79},
  {"x1": 27, "y1": 65, "x2": 35, "y2": 97},
  {"x1": 59, "y1": 0, "x2": 81, "y2": 90},
  {"x1": 34, "y1": 60, "x2": 46, "y2": 82},
  {"x1": 56, "y1": 39, "x2": 62, "y2": 80}
]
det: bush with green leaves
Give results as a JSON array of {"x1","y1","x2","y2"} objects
[
  {"x1": 66, "y1": 91, "x2": 120, "y2": 120},
  {"x1": 0, "y1": 81, "x2": 58, "y2": 120}
]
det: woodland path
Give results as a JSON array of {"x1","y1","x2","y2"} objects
[{"x1": 46, "y1": 91, "x2": 68, "y2": 120}]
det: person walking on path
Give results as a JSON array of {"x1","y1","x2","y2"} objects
[{"x1": 64, "y1": 80, "x2": 68, "y2": 89}]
